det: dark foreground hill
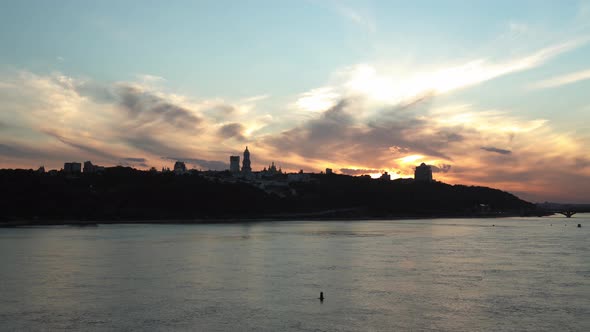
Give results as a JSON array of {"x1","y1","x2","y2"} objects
[{"x1": 0, "y1": 168, "x2": 538, "y2": 225}]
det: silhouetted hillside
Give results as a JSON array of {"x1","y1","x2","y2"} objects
[
  {"x1": 291, "y1": 174, "x2": 535, "y2": 217},
  {"x1": 0, "y1": 169, "x2": 537, "y2": 224}
]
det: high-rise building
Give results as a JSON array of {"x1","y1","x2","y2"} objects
[
  {"x1": 242, "y1": 146, "x2": 252, "y2": 173},
  {"x1": 414, "y1": 163, "x2": 433, "y2": 182},
  {"x1": 230, "y1": 156, "x2": 240, "y2": 173}
]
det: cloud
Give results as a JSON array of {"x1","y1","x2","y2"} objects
[
  {"x1": 202, "y1": 103, "x2": 239, "y2": 122},
  {"x1": 264, "y1": 99, "x2": 359, "y2": 160},
  {"x1": 261, "y1": 90, "x2": 590, "y2": 202},
  {"x1": 218, "y1": 123, "x2": 246, "y2": 141},
  {"x1": 74, "y1": 80, "x2": 118, "y2": 104},
  {"x1": 0, "y1": 143, "x2": 45, "y2": 159},
  {"x1": 0, "y1": 81, "x2": 14, "y2": 89},
  {"x1": 333, "y1": 4, "x2": 376, "y2": 33},
  {"x1": 136, "y1": 74, "x2": 166, "y2": 84},
  {"x1": 43, "y1": 129, "x2": 121, "y2": 160},
  {"x1": 575, "y1": 157, "x2": 590, "y2": 168},
  {"x1": 117, "y1": 157, "x2": 148, "y2": 168},
  {"x1": 530, "y1": 69, "x2": 590, "y2": 89},
  {"x1": 340, "y1": 168, "x2": 382, "y2": 175},
  {"x1": 292, "y1": 38, "x2": 589, "y2": 112},
  {"x1": 481, "y1": 146, "x2": 512, "y2": 155},
  {"x1": 163, "y1": 157, "x2": 228, "y2": 171},
  {"x1": 431, "y1": 164, "x2": 452, "y2": 173},
  {"x1": 240, "y1": 94, "x2": 270, "y2": 103},
  {"x1": 295, "y1": 87, "x2": 340, "y2": 112},
  {"x1": 122, "y1": 157, "x2": 147, "y2": 163},
  {"x1": 0, "y1": 141, "x2": 105, "y2": 167},
  {"x1": 0, "y1": 70, "x2": 268, "y2": 172},
  {"x1": 117, "y1": 85, "x2": 202, "y2": 130},
  {"x1": 508, "y1": 22, "x2": 529, "y2": 35},
  {"x1": 124, "y1": 135, "x2": 188, "y2": 157},
  {"x1": 263, "y1": 96, "x2": 461, "y2": 172}
]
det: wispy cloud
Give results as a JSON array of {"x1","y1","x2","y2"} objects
[
  {"x1": 292, "y1": 38, "x2": 589, "y2": 113},
  {"x1": 530, "y1": 69, "x2": 590, "y2": 89},
  {"x1": 508, "y1": 22, "x2": 530, "y2": 35},
  {"x1": 240, "y1": 94, "x2": 270, "y2": 103},
  {"x1": 335, "y1": 5, "x2": 376, "y2": 33},
  {"x1": 136, "y1": 74, "x2": 166, "y2": 85},
  {"x1": 122, "y1": 157, "x2": 147, "y2": 163},
  {"x1": 481, "y1": 146, "x2": 512, "y2": 155}
]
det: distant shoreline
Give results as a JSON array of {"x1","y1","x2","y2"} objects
[
  {"x1": 1, "y1": 169, "x2": 550, "y2": 226},
  {"x1": 0, "y1": 212, "x2": 549, "y2": 227}
]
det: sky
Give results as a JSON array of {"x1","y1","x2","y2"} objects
[{"x1": 1, "y1": 0, "x2": 590, "y2": 203}]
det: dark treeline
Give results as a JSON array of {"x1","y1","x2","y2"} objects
[{"x1": 0, "y1": 167, "x2": 537, "y2": 224}]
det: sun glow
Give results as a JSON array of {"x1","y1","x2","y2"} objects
[
  {"x1": 295, "y1": 87, "x2": 339, "y2": 112},
  {"x1": 397, "y1": 154, "x2": 424, "y2": 164}
]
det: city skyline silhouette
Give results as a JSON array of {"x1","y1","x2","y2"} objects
[{"x1": 1, "y1": 2, "x2": 590, "y2": 203}]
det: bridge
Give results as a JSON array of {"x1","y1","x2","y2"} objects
[
  {"x1": 557, "y1": 210, "x2": 576, "y2": 218},
  {"x1": 536, "y1": 203, "x2": 590, "y2": 218}
]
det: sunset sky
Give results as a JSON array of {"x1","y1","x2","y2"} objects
[{"x1": 1, "y1": 1, "x2": 590, "y2": 203}]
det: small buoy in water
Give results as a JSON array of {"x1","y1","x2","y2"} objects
[
  {"x1": 578, "y1": 224, "x2": 581, "y2": 228},
  {"x1": 492, "y1": 224, "x2": 495, "y2": 227},
  {"x1": 319, "y1": 292, "x2": 324, "y2": 301}
]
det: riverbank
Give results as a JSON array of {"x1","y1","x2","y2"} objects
[{"x1": 0, "y1": 211, "x2": 550, "y2": 227}]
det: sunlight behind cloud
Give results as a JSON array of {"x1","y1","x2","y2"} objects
[
  {"x1": 294, "y1": 38, "x2": 590, "y2": 110},
  {"x1": 295, "y1": 87, "x2": 339, "y2": 112},
  {"x1": 397, "y1": 154, "x2": 424, "y2": 164}
]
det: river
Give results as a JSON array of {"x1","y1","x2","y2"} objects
[{"x1": 1, "y1": 215, "x2": 589, "y2": 331}]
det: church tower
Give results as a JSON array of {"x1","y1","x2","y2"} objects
[{"x1": 242, "y1": 146, "x2": 252, "y2": 173}]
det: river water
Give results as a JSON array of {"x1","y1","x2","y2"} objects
[{"x1": 1, "y1": 215, "x2": 589, "y2": 331}]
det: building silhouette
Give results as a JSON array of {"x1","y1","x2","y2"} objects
[
  {"x1": 380, "y1": 172, "x2": 391, "y2": 181},
  {"x1": 414, "y1": 163, "x2": 433, "y2": 182},
  {"x1": 63, "y1": 162, "x2": 81, "y2": 174},
  {"x1": 174, "y1": 161, "x2": 187, "y2": 174},
  {"x1": 242, "y1": 146, "x2": 252, "y2": 173},
  {"x1": 259, "y1": 161, "x2": 283, "y2": 179},
  {"x1": 83, "y1": 161, "x2": 94, "y2": 173},
  {"x1": 230, "y1": 156, "x2": 240, "y2": 173}
]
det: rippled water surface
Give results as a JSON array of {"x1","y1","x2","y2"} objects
[{"x1": 1, "y1": 215, "x2": 589, "y2": 331}]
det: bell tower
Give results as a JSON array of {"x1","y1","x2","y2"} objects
[{"x1": 242, "y1": 146, "x2": 252, "y2": 173}]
